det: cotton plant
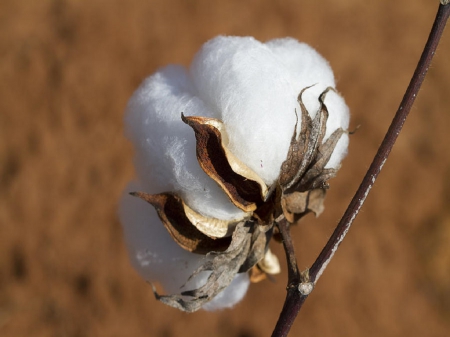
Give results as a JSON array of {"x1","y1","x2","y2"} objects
[{"x1": 120, "y1": 36, "x2": 350, "y2": 312}]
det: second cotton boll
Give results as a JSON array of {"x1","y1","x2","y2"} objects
[{"x1": 120, "y1": 36, "x2": 350, "y2": 311}]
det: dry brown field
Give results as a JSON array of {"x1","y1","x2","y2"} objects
[{"x1": 1, "y1": 1, "x2": 450, "y2": 336}]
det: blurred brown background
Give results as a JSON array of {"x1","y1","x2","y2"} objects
[{"x1": 1, "y1": 0, "x2": 450, "y2": 336}]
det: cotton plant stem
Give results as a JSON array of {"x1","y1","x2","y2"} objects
[
  {"x1": 271, "y1": 218, "x2": 305, "y2": 337},
  {"x1": 310, "y1": 0, "x2": 450, "y2": 285},
  {"x1": 272, "y1": 2, "x2": 450, "y2": 337},
  {"x1": 278, "y1": 218, "x2": 300, "y2": 283}
]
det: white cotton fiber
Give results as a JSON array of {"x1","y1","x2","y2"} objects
[
  {"x1": 120, "y1": 182, "x2": 250, "y2": 308},
  {"x1": 125, "y1": 36, "x2": 349, "y2": 220},
  {"x1": 189, "y1": 36, "x2": 349, "y2": 184},
  {"x1": 125, "y1": 65, "x2": 247, "y2": 221},
  {"x1": 121, "y1": 36, "x2": 350, "y2": 311},
  {"x1": 265, "y1": 37, "x2": 350, "y2": 169},
  {"x1": 190, "y1": 37, "x2": 298, "y2": 184},
  {"x1": 120, "y1": 182, "x2": 203, "y2": 292},
  {"x1": 265, "y1": 38, "x2": 335, "y2": 90}
]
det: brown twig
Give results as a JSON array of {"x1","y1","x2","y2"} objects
[
  {"x1": 272, "y1": 2, "x2": 450, "y2": 336},
  {"x1": 271, "y1": 218, "x2": 307, "y2": 336}
]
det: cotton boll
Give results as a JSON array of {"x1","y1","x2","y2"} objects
[
  {"x1": 120, "y1": 182, "x2": 250, "y2": 309},
  {"x1": 122, "y1": 35, "x2": 350, "y2": 312},
  {"x1": 125, "y1": 65, "x2": 246, "y2": 220},
  {"x1": 190, "y1": 36, "x2": 298, "y2": 185}
]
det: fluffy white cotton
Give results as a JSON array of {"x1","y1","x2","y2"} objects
[
  {"x1": 125, "y1": 36, "x2": 349, "y2": 220},
  {"x1": 190, "y1": 37, "x2": 297, "y2": 184},
  {"x1": 120, "y1": 182, "x2": 250, "y2": 309},
  {"x1": 125, "y1": 65, "x2": 247, "y2": 220},
  {"x1": 190, "y1": 36, "x2": 348, "y2": 184},
  {"x1": 121, "y1": 36, "x2": 350, "y2": 310}
]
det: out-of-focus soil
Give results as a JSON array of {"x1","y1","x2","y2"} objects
[{"x1": 1, "y1": 1, "x2": 450, "y2": 336}]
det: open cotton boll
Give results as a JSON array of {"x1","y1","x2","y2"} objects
[
  {"x1": 122, "y1": 35, "x2": 350, "y2": 312},
  {"x1": 125, "y1": 65, "x2": 246, "y2": 221},
  {"x1": 120, "y1": 182, "x2": 250, "y2": 308},
  {"x1": 125, "y1": 36, "x2": 349, "y2": 218}
]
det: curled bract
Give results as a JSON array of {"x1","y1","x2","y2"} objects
[
  {"x1": 120, "y1": 36, "x2": 350, "y2": 312},
  {"x1": 181, "y1": 114, "x2": 268, "y2": 212}
]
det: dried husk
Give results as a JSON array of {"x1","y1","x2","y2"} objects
[
  {"x1": 130, "y1": 191, "x2": 233, "y2": 254},
  {"x1": 281, "y1": 189, "x2": 326, "y2": 223},
  {"x1": 182, "y1": 114, "x2": 268, "y2": 212},
  {"x1": 152, "y1": 221, "x2": 271, "y2": 312},
  {"x1": 278, "y1": 87, "x2": 345, "y2": 221}
]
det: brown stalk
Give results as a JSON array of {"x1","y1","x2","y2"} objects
[{"x1": 272, "y1": 2, "x2": 450, "y2": 336}]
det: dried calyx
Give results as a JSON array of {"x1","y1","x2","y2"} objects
[{"x1": 131, "y1": 86, "x2": 345, "y2": 312}]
